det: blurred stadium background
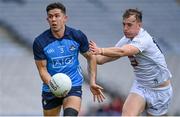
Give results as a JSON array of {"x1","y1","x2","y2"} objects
[{"x1": 0, "y1": 0, "x2": 180, "y2": 116}]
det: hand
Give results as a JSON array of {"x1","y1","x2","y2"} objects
[
  {"x1": 90, "y1": 83, "x2": 106, "y2": 103},
  {"x1": 89, "y1": 40, "x2": 102, "y2": 55}
]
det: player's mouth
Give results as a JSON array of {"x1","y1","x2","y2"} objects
[
  {"x1": 52, "y1": 24, "x2": 57, "y2": 28},
  {"x1": 124, "y1": 32, "x2": 129, "y2": 36},
  {"x1": 124, "y1": 32, "x2": 132, "y2": 38}
]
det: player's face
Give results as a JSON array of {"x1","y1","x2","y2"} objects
[
  {"x1": 123, "y1": 15, "x2": 142, "y2": 39},
  {"x1": 47, "y1": 8, "x2": 67, "y2": 32}
]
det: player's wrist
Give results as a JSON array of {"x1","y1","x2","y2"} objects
[
  {"x1": 99, "y1": 48, "x2": 104, "y2": 55},
  {"x1": 44, "y1": 78, "x2": 51, "y2": 85},
  {"x1": 47, "y1": 79, "x2": 52, "y2": 88},
  {"x1": 90, "y1": 80, "x2": 96, "y2": 86}
]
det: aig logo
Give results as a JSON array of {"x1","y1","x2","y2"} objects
[{"x1": 52, "y1": 55, "x2": 74, "y2": 68}]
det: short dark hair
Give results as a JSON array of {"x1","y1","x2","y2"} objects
[
  {"x1": 123, "y1": 9, "x2": 142, "y2": 22},
  {"x1": 46, "y1": 2, "x2": 66, "y2": 14}
]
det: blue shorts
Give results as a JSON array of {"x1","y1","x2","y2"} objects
[{"x1": 42, "y1": 86, "x2": 82, "y2": 110}]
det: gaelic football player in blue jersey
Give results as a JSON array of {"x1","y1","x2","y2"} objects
[
  {"x1": 90, "y1": 9, "x2": 172, "y2": 116},
  {"x1": 33, "y1": 2, "x2": 105, "y2": 116}
]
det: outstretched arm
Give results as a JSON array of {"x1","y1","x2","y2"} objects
[
  {"x1": 95, "y1": 55, "x2": 119, "y2": 65},
  {"x1": 82, "y1": 51, "x2": 105, "y2": 102},
  {"x1": 89, "y1": 41, "x2": 120, "y2": 64},
  {"x1": 89, "y1": 40, "x2": 139, "y2": 58}
]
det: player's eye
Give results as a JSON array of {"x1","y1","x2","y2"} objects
[
  {"x1": 55, "y1": 14, "x2": 61, "y2": 18},
  {"x1": 48, "y1": 15, "x2": 53, "y2": 19},
  {"x1": 127, "y1": 23, "x2": 132, "y2": 27},
  {"x1": 123, "y1": 23, "x2": 132, "y2": 28}
]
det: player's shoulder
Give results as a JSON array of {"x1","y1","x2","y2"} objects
[
  {"x1": 140, "y1": 28, "x2": 152, "y2": 39},
  {"x1": 65, "y1": 26, "x2": 86, "y2": 38},
  {"x1": 135, "y1": 28, "x2": 153, "y2": 42},
  {"x1": 34, "y1": 29, "x2": 51, "y2": 43}
]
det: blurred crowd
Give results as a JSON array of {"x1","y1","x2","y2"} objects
[{"x1": 86, "y1": 96, "x2": 124, "y2": 116}]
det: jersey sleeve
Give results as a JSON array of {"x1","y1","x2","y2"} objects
[
  {"x1": 75, "y1": 30, "x2": 89, "y2": 53},
  {"x1": 33, "y1": 39, "x2": 46, "y2": 60},
  {"x1": 129, "y1": 36, "x2": 150, "y2": 52},
  {"x1": 115, "y1": 36, "x2": 127, "y2": 47}
]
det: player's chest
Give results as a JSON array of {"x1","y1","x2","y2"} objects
[{"x1": 44, "y1": 39, "x2": 79, "y2": 58}]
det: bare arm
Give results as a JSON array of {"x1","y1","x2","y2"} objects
[
  {"x1": 82, "y1": 51, "x2": 105, "y2": 102},
  {"x1": 95, "y1": 55, "x2": 119, "y2": 65},
  {"x1": 35, "y1": 60, "x2": 51, "y2": 84},
  {"x1": 82, "y1": 51, "x2": 97, "y2": 85},
  {"x1": 100, "y1": 44, "x2": 139, "y2": 57},
  {"x1": 89, "y1": 40, "x2": 139, "y2": 60}
]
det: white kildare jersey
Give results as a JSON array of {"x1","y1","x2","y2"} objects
[{"x1": 115, "y1": 28, "x2": 172, "y2": 88}]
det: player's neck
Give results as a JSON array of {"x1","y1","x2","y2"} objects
[{"x1": 51, "y1": 26, "x2": 65, "y2": 39}]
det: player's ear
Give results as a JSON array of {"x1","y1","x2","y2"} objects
[
  {"x1": 65, "y1": 15, "x2": 68, "y2": 20},
  {"x1": 64, "y1": 15, "x2": 68, "y2": 23},
  {"x1": 139, "y1": 22, "x2": 142, "y2": 27}
]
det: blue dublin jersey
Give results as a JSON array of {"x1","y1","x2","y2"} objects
[{"x1": 33, "y1": 26, "x2": 89, "y2": 92}]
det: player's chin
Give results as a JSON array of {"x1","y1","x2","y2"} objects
[
  {"x1": 125, "y1": 35, "x2": 133, "y2": 39},
  {"x1": 124, "y1": 33, "x2": 135, "y2": 39},
  {"x1": 51, "y1": 27, "x2": 60, "y2": 32}
]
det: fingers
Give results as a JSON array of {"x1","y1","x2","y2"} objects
[
  {"x1": 89, "y1": 74, "x2": 106, "y2": 103},
  {"x1": 93, "y1": 88, "x2": 106, "y2": 103},
  {"x1": 89, "y1": 44, "x2": 96, "y2": 52},
  {"x1": 89, "y1": 40, "x2": 96, "y2": 46},
  {"x1": 92, "y1": 93, "x2": 101, "y2": 102},
  {"x1": 99, "y1": 89, "x2": 106, "y2": 100},
  {"x1": 89, "y1": 40, "x2": 99, "y2": 54},
  {"x1": 93, "y1": 95, "x2": 96, "y2": 102},
  {"x1": 96, "y1": 85, "x2": 105, "y2": 99},
  {"x1": 89, "y1": 40, "x2": 95, "y2": 48},
  {"x1": 95, "y1": 85, "x2": 103, "y2": 90},
  {"x1": 95, "y1": 92, "x2": 106, "y2": 103},
  {"x1": 94, "y1": 94, "x2": 102, "y2": 103}
]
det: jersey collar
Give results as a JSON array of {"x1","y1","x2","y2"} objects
[{"x1": 48, "y1": 25, "x2": 71, "y2": 39}]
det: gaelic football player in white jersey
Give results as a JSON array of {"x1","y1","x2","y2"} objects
[{"x1": 89, "y1": 9, "x2": 172, "y2": 116}]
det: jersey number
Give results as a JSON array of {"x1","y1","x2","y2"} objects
[{"x1": 128, "y1": 56, "x2": 138, "y2": 67}]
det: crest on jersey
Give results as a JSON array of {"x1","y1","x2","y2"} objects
[{"x1": 69, "y1": 45, "x2": 76, "y2": 51}]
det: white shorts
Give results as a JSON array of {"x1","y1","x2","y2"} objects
[{"x1": 130, "y1": 80, "x2": 173, "y2": 116}]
